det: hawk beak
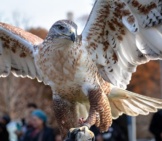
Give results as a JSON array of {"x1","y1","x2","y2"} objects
[{"x1": 70, "y1": 33, "x2": 76, "y2": 43}]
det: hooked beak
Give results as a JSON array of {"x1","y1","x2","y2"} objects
[{"x1": 70, "y1": 33, "x2": 76, "y2": 43}]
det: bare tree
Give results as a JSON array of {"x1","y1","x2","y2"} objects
[
  {"x1": 11, "y1": 11, "x2": 31, "y2": 29},
  {"x1": 0, "y1": 11, "x2": 31, "y2": 29}
]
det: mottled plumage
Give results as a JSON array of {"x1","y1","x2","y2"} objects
[{"x1": 1, "y1": 0, "x2": 162, "y2": 140}]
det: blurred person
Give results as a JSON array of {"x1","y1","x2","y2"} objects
[
  {"x1": 22, "y1": 109, "x2": 54, "y2": 141},
  {"x1": 15, "y1": 103, "x2": 37, "y2": 141},
  {"x1": 102, "y1": 122, "x2": 126, "y2": 141},
  {"x1": 25, "y1": 103, "x2": 38, "y2": 128},
  {"x1": 7, "y1": 121, "x2": 18, "y2": 141},
  {"x1": 149, "y1": 110, "x2": 162, "y2": 141},
  {"x1": 90, "y1": 121, "x2": 126, "y2": 141},
  {"x1": 0, "y1": 115, "x2": 10, "y2": 141}
]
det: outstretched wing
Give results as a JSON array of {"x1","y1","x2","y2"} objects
[
  {"x1": 82, "y1": 0, "x2": 162, "y2": 89},
  {"x1": 0, "y1": 22, "x2": 43, "y2": 81}
]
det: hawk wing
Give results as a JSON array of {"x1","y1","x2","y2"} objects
[
  {"x1": 82, "y1": 0, "x2": 162, "y2": 89},
  {"x1": 82, "y1": 0, "x2": 162, "y2": 118},
  {"x1": 0, "y1": 22, "x2": 43, "y2": 81}
]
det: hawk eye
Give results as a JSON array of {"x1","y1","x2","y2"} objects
[{"x1": 57, "y1": 25, "x2": 65, "y2": 30}]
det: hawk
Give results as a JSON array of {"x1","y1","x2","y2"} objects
[{"x1": 1, "y1": 0, "x2": 162, "y2": 140}]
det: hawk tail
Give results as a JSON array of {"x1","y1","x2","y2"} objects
[{"x1": 108, "y1": 86, "x2": 162, "y2": 119}]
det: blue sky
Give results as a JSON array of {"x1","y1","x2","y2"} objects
[{"x1": 0, "y1": 0, "x2": 93, "y2": 33}]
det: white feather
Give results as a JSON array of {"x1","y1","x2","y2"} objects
[
  {"x1": 0, "y1": 22, "x2": 43, "y2": 81},
  {"x1": 109, "y1": 85, "x2": 162, "y2": 119},
  {"x1": 83, "y1": 0, "x2": 162, "y2": 89}
]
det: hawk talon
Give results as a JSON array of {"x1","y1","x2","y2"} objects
[{"x1": 78, "y1": 117, "x2": 85, "y2": 125}]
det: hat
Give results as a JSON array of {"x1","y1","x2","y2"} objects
[
  {"x1": 2, "y1": 115, "x2": 11, "y2": 124},
  {"x1": 32, "y1": 109, "x2": 47, "y2": 123}
]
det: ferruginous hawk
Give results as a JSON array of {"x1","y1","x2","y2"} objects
[{"x1": 1, "y1": 0, "x2": 162, "y2": 140}]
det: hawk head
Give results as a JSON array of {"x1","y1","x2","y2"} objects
[{"x1": 48, "y1": 20, "x2": 77, "y2": 43}]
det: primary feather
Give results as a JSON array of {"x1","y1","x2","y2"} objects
[
  {"x1": 0, "y1": 22, "x2": 43, "y2": 81},
  {"x1": 109, "y1": 85, "x2": 162, "y2": 119},
  {"x1": 83, "y1": 0, "x2": 162, "y2": 89}
]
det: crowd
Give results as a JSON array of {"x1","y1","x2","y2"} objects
[
  {"x1": 0, "y1": 103, "x2": 62, "y2": 141},
  {"x1": 1, "y1": 103, "x2": 162, "y2": 141},
  {"x1": 0, "y1": 110, "x2": 126, "y2": 141},
  {"x1": 0, "y1": 101, "x2": 127, "y2": 141}
]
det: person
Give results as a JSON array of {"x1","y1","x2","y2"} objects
[
  {"x1": 0, "y1": 115, "x2": 10, "y2": 141},
  {"x1": 22, "y1": 109, "x2": 54, "y2": 141},
  {"x1": 15, "y1": 103, "x2": 38, "y2": 141},
  {"x1": 90, "y1": 120, "x2": 126, "y2": 141},
  {"x1": 105, "y1": 121, "x2": 126, "y2": 141},
  {"x1": 149, "y1": 110, "x2": 162, "y2": 141},
  {"x1": 25, "y1": 103, "x2": 38, "y2": 129}
]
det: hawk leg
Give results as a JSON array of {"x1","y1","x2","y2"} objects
[
  {"x1": 85, "y1": 89, "x2": 112, "y2": 132},
  {"x1": 66, "y1": 89, "x2": 112, "y2": 141},
  {"x1": 53, "y1": 95, "x2": 77, "y2": 137}
]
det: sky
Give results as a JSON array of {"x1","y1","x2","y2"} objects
[{"x1": 0, "y1": 0, "x2": 93, "y2": 33}]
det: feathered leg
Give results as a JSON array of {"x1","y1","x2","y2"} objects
[
  {"x1": 85, "y1": 89, "x2": 112, "y2": 132},
  {"x1": 53, "y1": 94, "x2": 77, "y2": 137}
]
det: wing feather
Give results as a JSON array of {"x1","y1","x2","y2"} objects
[
  {"x1": 82, "y1": 0, "x2": 162, "y2": 118},
  {"x1": 109, "y1": 86, "x2": 162, "y2": 119},
  {"x1": 0, "y1": 22, "x2": 43, "y2": 81},
  {"x1": 82, "y1": 0, "x2": 162, "y2": 89}
]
